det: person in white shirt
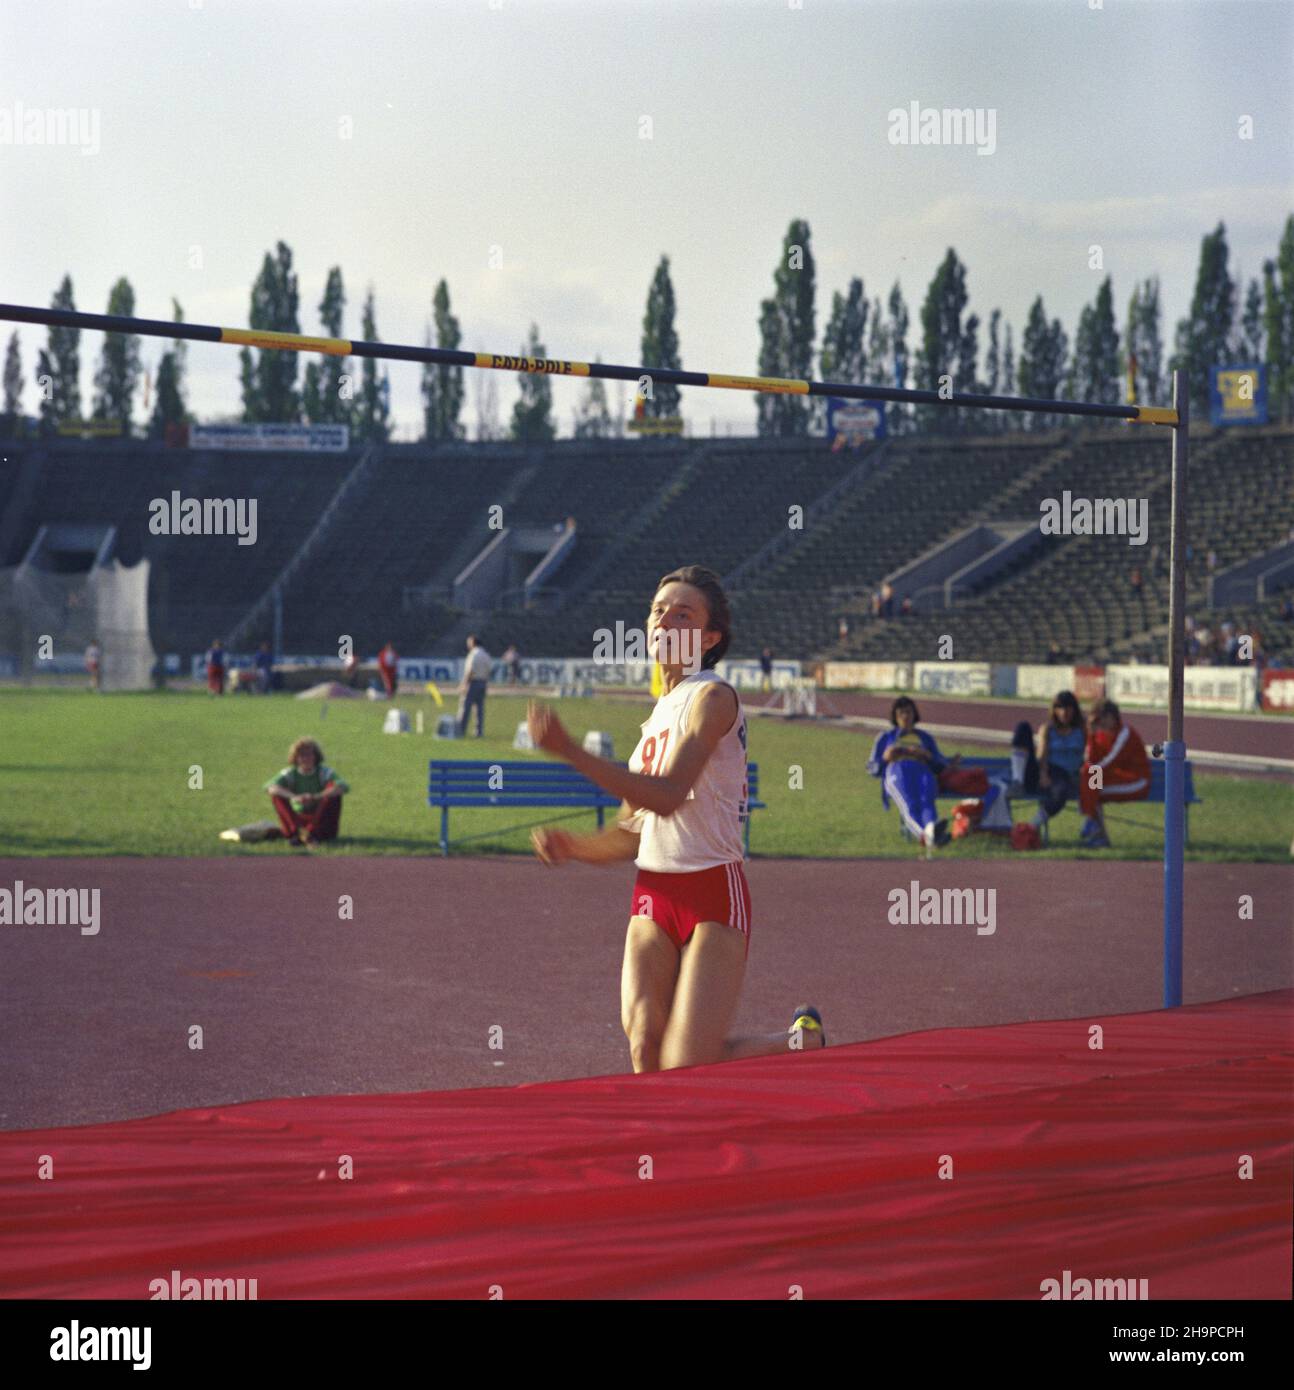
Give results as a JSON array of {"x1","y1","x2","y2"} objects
[
  {"x1": 85, "y1": 639, "x2": 102, "y2": 692},
  {"x1": 526, "y1": 564, "x2": 825, "y2": 1075},
  {"x1": 458, "y1": 635, "x2": 493, "y2": 736}
]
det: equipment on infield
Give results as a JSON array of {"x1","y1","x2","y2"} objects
[{"x1": 218, "y1": 820, "x2": 282, "y2": 843}]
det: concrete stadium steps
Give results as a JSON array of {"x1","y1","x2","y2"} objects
[
  {"x1": 579, "y1": 439, "x2": 858, "y2": 597},
  {"x1": 9, "y1": 425, "x2": 1291, "y2": 666},
  {"x1": 271, "y1": 442, "x2": 686, "y2": 653},
  {"x1": 275, "y1": 452, "x2": 526, "y2": 652},
  {"x1": 2, "y1": 442, "x2": 354, "y2": 651},
  {"x1": 505, "y1": 441, "x2": 691, "y2": 594},
  {"x1": 1185, "y1": 427, "x2": 1294, "y2": 581},
  {"x1": 758, "y1": 434, "x2": 1060, "y2": 598},
  {"x1": 827, "y1": 424, "x2": 1294, "y2": 666}
]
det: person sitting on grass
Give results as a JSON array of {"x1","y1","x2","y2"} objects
[
  {"x1": 1078, "y1": 698, "x2": 1149, "y2": 850},
  {"x1": 264, "y1": 737, "x2": 349, "y2": 847}
]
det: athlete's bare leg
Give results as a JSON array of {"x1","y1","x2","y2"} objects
[
  {"x1": 620, "y1": 915, "x2": 680, "y2": 1074},
  {"x1": 657, "y1": 921, "x2": 826, "y2": 1067},
  {"x1": 658, "y1": 921, "x2": 750, "y2": 1069}
]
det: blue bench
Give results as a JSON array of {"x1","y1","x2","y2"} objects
[
  {"x1": 898, "y1": 755, "x2": 1199, "y2": 844},
  {"x1": 429, "y1": 760, "x2": 766, "y2": 857}
]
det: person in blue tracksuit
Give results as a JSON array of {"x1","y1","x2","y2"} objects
[{"x1": 867, "y1": 696, "x2": 956, "y2": 848}]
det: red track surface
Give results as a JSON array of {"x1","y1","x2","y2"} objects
[{"x1": 2, "y1": 856, "x2": 1290, "y2": 1130}]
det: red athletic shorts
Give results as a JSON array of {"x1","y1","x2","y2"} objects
[{"x1": 630, "y1": 863, "x2": 751, "y2": 957}]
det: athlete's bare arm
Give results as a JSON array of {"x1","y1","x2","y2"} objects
[
  {"x1": 527, "y1": 683, "x2": 738, "y2": 818},
  {"x1": 531, "y1": 801, "x2": 641, "y2": 867}
]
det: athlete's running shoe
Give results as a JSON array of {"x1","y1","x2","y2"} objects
[{"x1": 790, "y1": 1005, "x2": 826, "y2": 1048}]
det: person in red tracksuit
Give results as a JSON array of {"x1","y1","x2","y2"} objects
[
  {"x1": 1079, "y1": 698, "x2": 1150, "y2": 849},
  {"x1": 205, "y1": 639, "x2": 226, "y2": 695},
  {"x1": 377, "y1": 641, "x2": 399, "y2": 698}
]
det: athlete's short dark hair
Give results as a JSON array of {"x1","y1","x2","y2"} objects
[{"x1": 654, "y1": 565, "x2": 732, "y2": 669}]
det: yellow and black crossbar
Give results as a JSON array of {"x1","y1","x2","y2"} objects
[{"x1": 0, "y1": 301, "x2": 1178, "y2": 425}]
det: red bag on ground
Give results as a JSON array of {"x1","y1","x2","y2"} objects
[
  {"x1": 1010, "y1": 823, "x2": 1042, "y2": 851},
  {"x1": 939, "y1": 766, "x2": 990, "y2": 796},
  {"x1": 951, "y1": 800, "x2": 982, "y2": 839}
]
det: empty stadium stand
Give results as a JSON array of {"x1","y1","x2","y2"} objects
[{"x1": 2, "y1": 421, "x2": 1289, "y2": 670}]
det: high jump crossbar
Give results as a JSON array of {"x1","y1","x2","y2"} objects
[
  {"x1": 0, "y1": 301, "x2": 1178, "y2": 425},
  {"x1": 0, "y1": 301, "x2": 1190, "y2": 1007}
]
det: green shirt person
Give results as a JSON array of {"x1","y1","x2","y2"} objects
[{"x1": 265, "y1": 737, "x2": 349, "y2": 846}]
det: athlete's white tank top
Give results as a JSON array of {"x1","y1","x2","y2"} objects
[{"x1": 624, "y1": 669, "x2": 748, "y2": 872}]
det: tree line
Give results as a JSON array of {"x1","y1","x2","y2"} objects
[{"x1": 6, "y1": 213, "x2": 1291, "y2": 442}]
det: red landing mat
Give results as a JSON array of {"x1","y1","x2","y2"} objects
[{"x1": 2, "y1": 991, "x2": 1290, "y2": 1299}]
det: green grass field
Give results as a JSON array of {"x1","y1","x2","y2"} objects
[{"x1": 1, "y1": 689, "x2": 1289, "y2": 862}]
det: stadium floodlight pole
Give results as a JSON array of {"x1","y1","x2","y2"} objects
[
  {"x1": 0, "y1": 303, "x2": 1179, "y2": 426},
  {"x1": 1162, "y1": 369, "x2": 1189, "y2": 1009}
]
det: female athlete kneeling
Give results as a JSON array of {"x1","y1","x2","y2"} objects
[{"x1": 526, "y1": 563, "x2": 825, "y2": 1073}]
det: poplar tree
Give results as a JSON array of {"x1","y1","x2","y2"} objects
[
  {"x1": 886, "y1": 282, "x2": 910, "y2": 435},
  {"x1": 820, "y1": 278, "x2": 867, "y2": 434},
  {"x1": 303, "y1": 267, "x2": 351, "y2": 425},
  {"x1": 239, "y1": 241, "x2": 301, "y2": 423},
  {"x1": 641, "y1": 256, "x2": 682, "y2": 419},
  {"x1": 355, "y1": 288, "x2": 390, "y2": 443},
  {"x1": 1170, "y1": 222, "x2": 1237, "y2": 416},
  {"x1": 36, "y1": 275, "x2": 80, "y2": 430},
  {"x1": 3, "y1": 332, "x2": 21, "y2": 416},
  {"x1": 510, "y1": 323, "x2": 556, "y2": 441},
  {"x1": 755, "y1": 220, "x2": 816, "y2": 435},
  {"x1": 149, "y1": 300, "x2": 190, "y2": 438},
  {"x1": 91, "y1": 278, "x2": 142, "y2": 433},
  {"x1": 573, "y1": 362, "x2": 612, "y2": 438},
  {"x1": 915, "y1": 249, "x2": 969, "y2": 432},
  {"x1": 1070, "y1": 277, "x2": 1120, "y2": 406},
  {"x1": 1262, "y1": 216, "x2": 1294, "y2": 422}
]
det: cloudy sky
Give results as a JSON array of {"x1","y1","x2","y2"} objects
[{"x1": 2, "y1": 0, "x2": 1290, "y2": 438}]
